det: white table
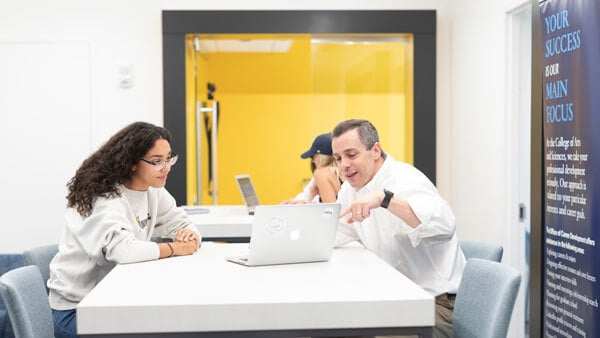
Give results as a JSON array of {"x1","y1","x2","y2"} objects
[
  {"x1": 77, "y1": 242, "x2": 434, "y2": 337},
  {"x1": 186, "y1": 205, "x2": 253, "y2": 241}
]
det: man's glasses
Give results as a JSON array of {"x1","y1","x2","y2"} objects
[{"x1": 140, "y1": 154, "x2": 178, "y2": 171}]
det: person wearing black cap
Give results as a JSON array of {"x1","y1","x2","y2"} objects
[{"x1": 283, "y1": 133, "x2": 344, "y2": 204}]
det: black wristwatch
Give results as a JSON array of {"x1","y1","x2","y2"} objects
[{"x1": 381, "y1": 189, "x2": 394, "y2": 209}]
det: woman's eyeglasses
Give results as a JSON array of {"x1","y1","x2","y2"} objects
[{"x1": 140, "y1": 154, "x2": 178, "y2": 171}]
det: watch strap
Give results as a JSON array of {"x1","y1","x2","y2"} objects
[{"x1": 381, "y1": 189, "x2": 394, "y2": 209}]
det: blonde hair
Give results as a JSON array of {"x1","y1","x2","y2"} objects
[
  {"x1": 311, "y1": 153, "x2": 335, "y2": 173},
  {"x1": 315, "y1": 153, "x2": 335, "y2": 168},
  {"x1": 311, "y1": 153, "x2": 344, "y2": 184}
]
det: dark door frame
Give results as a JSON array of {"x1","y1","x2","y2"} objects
[{"x1": 162, "y1": 10, "x2": 437, "y2": 205}]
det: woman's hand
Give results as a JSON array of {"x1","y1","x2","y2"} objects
[
  {"x1": 281, "y1": 199, "x2": 307, "y2": 205},
  {"x1": 176, "y1": 228, "x2": 199, "y2": 243},
  {"x1": 175, "y1": 228, "x2": 201, "y2": 251},
  {"x1": 173, "y1": 240, "x2": 199, "y2": 256},
  {"x1": 158, "y1": 228, "x2": 201, "y2": 258}
]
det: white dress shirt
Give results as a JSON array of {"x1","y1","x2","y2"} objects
[{"x1": 335, "y1": 156, "x2": 465, "y2": 296}]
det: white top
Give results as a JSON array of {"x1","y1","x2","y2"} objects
[
  {"x1": 77, "y1": 242, "x2": 433, "y2": 335},
  {"x1": 335, "y1": 156, "x2": 465, "y2": 296},
  {"x1": 293, "y1": 176, "x2": 320, "y2": 203},
  {"x1": 48, "y1": 186, "x2": 201, "y2": 310}
]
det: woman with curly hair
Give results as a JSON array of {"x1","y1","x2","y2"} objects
[{"x1": 48, "y1": 121, "x2": 201, "y2": 338}]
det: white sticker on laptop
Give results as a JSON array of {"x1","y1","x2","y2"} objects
[
  {"x1": 266, "y1": 217, "x2": 286, "y2": 236},
  {"x1": 323, "y1": 207, "x2": 335, "y2": 218}
]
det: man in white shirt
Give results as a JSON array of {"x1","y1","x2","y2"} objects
[{"x1": 331, "y1": 119, "x2": 465, "y2": 338}]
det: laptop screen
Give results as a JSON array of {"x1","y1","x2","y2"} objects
[{"x1": 235, "y1": 174, "x2": 259, "y2": 208}]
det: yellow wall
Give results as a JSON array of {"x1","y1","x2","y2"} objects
[{"x1": 185, "y1": 34, "x2": 413, "y2": 205}]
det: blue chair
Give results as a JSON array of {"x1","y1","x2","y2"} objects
[
  {"x1": 0, "y1": 254, "x2": 24, "y2": 338},
  {"x1": 459, "y1": 239, "x2": 503, "y2": 262},
  {"x1": 453, "y1": 258, "x2": 521, "y2": 338},
  {"x1": 23, "y1": 244, "x2": 59, "y2": 295},
  {"x1": 0, "y1": 265, "x2": 54, "y2": 338}
]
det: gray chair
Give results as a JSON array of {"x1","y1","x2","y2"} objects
[
  {"x1": 0, "y1": 265, "x2": 54, "y2": 338},
  {"x1": 23, "y1": 244, "x2": 58, "y2": 294},
  {"x1": 453, "y1": 258, "x2": 521, "y2": 338},
  {"x1": 0, "y1": 254, "x2": 24, "y2": 338},
  {"x1": 459, "y1": 239, "x2": 503, "y2": 262}
]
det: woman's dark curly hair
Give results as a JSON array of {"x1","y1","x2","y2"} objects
[{"x1": 67, "y1": 121, "x2": 172, "y2": 216}]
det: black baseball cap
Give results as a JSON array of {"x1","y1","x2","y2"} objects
[{"x1": 300, "y1": 133, "x2": 333, "y2": 159}]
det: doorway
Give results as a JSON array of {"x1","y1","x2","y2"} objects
[
  {"x1": 163, "y1": 10, "x2": 437, "y2": 206},
  {"x1": 506, "y1": 3, "x2": 532, "y2": 337}
]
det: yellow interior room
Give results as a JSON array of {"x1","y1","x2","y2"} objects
[{"x1": 185, "y1": 34, "x2": 414, "y2": 205}]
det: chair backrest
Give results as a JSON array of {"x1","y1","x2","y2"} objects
[
  {"x1": 23, "y1": 244, "x2": 58, "y2": 294},
  {"x1": 0, "y1": 265, "x2": 54, "y2": 338},
  {"x1": 459, "y1": 239, "x2": 503, "y2": 262},
  {"x1": 0, "y1": 254, "x2": 25, "y2": 338},
  {"x1": 453, "y1": 258, "x2": 521, "y2": 338}
]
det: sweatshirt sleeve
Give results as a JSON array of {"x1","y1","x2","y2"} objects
[
  {"x1": 152, "y1": 188, "x2": 202, "y2": 240},
  {"x1": 68, "y1": 198, "x2": 160, "y2": 265}
]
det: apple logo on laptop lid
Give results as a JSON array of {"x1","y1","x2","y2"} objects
[{"x1": 289, "y1": 229, "x2": 301, "y2": 241}]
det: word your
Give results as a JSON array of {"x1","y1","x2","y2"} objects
[{"x1": 544, "y1": 10, "x2": 581, "y2": 58}]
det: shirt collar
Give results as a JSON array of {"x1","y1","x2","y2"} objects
[{"x1": 355, "y1": 154, "x2": 394, "y2": 194}]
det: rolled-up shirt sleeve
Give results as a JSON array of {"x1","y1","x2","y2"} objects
[
  {"x1": 360, "y1": 159, "x2": 456, "y2": 248},
  {"x1": 399, "y1": 181, "x2": 455, "y2": 247}
]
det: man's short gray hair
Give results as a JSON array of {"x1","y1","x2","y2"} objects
[{"x1": 332, "y1": 119, "x2": 387, "y2": 158}]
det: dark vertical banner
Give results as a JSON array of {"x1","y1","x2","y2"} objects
[{"x1": 540, "y1": 0, "x2": 600, "y2": 336}]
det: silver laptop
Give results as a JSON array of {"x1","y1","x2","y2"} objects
[
  {"x1": 234, "y1": 174, "x2": 260, "y2": 215},
  {"x1": 226, "y1": 203, "x2": 341, "y2": 266}
]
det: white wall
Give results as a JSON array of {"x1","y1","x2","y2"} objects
[
  {"x1": 0, "y1": 41, "x2": 92, "y2": 252},
  {"x1": 448, "y1": 0, "x2": 529, "y2": 242},
  {"x1": 448, "y1": 1, "x2": 531, "y2": 337},
  {"x1": 0, "y1": 0, "x2": 525, "y2": 263}
]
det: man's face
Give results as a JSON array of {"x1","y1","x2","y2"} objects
[{"x1": 332, "y1": 129, "x2": 381, "y2": 189}]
